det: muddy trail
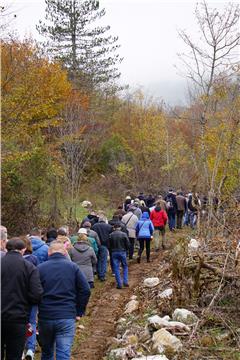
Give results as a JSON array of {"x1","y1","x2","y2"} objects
[{"x1": 71, "y1": 250, "x2": 166, "y2": 360}]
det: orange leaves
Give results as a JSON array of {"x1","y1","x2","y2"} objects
[{"x1": 1, "y1": 38, "x2": 71, "y2": 137}]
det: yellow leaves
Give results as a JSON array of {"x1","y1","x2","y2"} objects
[{"x1": 1, "y1": 38, "x2": 71, "y2": 137}]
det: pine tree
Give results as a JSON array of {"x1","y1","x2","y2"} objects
[{"x1": 37, "y1": 0, "x2": 122, "y2": 91}]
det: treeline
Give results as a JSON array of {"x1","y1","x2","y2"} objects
[{"x1": 1, "y1": 1, "x2": 240, "y2": 234}]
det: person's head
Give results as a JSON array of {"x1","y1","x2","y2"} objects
[
  {"x1": 0, "y1": 226, "x2": 8, "y2": 251},
  {"x1": 113, "y1": 222, "x2": 122, "y2": 231},
  {"x1": 98, "y1": 215, "x2": 107, "y2": 223},
  {"x1": 78, "y1": 233, "x2": 88, "y2": 242},
  {"x1": 78, "y1": 228, "x2": 88, "y2": 236},
  {"x1": 30, "y1": 227, "x2": 42, "y2": 237},
  {"x1": 155, "y1": 201, "x2": 161, "y2": 207},
  {"x1": 141, "y1": 212, "x2": 150, "y2": 220},
  {"x1": 58, "y1": 226, "x2": 69, "y2": 236},
  {"x1": 82, "y1": 221, "x2": 91, "y2": 229},
  {"x1": 140, "y1": 200, "x2": 146, "y2": 207},
  {"x1": 47, "y1": 228, "x2": 57, "y2": 240},
  {"x1": 58, "y1": 227, "x2": 67, "y2": 236},
  {"x1": 48, "y1": 241, "x2": 66, "y2": 256},
  {"x1": 6, "y1": 238, "x2": 26, "y2": 255},
  {"x1": 22, "y1": 237, "x2": 33, "y2": 254}
]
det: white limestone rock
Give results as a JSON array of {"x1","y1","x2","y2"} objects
[
  {"x1": 152, "y1": 328, "x2": 183, "y2": 354},
  {"x1": 148, "y1": 315, "x2": 190, "y2": 332},
  {"x1": 124, "y1": 299, "x2": 139, "y2": 314},
  {"x1": 158, "y1": 288, "x2": 173, "y2": 299},
  {"x1": 188, "y1": 238, "x2": 200, "y2": 254},
  {"x1": 172, "y1": 308, "x2": 199, "y2": 325},
  {"x1": 144, "y1": 278, "x2": 160, "y2": 288}
]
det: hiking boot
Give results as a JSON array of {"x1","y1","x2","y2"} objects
[
  {"x1": 116, "y1": 285, "x2": 122, "y2": 289},
  {"x1": 25, "y1": 349, "x2": 34, "y2": 360},
  {"x1": 123, "y1": 283, "x2": 129, "y2": 287},
  {"x1": 147, "y1": 259, "x2": 150, "y2": 263},
  {"x1": 137, "y1": 257, "x2": 141, "y2": 264}
]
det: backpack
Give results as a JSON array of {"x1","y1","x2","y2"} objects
[{"x1": 166, "y1": 197, "x2": 174, "y2": 210}]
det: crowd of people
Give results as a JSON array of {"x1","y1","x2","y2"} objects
[{"x1": 1, "y1": 188, "x2": 204, "y2": 360}]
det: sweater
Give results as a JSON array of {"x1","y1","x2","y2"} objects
[
  {"x1": 38, "y1": 253, "x2": 91, "y2": 319},
  {"x1": 1, "y1": 251, "x2": 43, "y2": 322}
]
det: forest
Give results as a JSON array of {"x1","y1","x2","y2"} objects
[
  {"x1": 1, "y1": 1, "x2": 239, "y2": 235},
  {"x1": 1, "y1": 1, "x2": 240, "y2": 359}
]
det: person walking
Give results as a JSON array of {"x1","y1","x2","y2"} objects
[
  {"x1": 1, "y1": 238, "x2": 43, "y2": 360},
  {"x1": 69, "y1": 230, "x2": 97, "y2": 289},
  {"x1": 23, "y1": 237, "x2": 39, "y2": 360},
  {"x1": 176, "y1": 191, "x2": 187, "y2": 229},
  {"x1": 150, "y1": 201, "x2": 168, "y2": 250},
  {"x1": 37, "y1": 241, "x2": 91, "y2": 360},
  {"x1": 122, "y1": 209, "x2": 138, "y2": 260},
  {"x1": 30, "y1": 227, "x2": 49, "y2": 263},
  {"x1": 92, "y1": 215, "x2": 112, "y2": 281},
  {"x1": 136, "y1": 212, "x2": 154, "y2": 263},
  {"x1": 109, "y1": 223, "x2": 130, "y2": 289},
  {"x1": 165, "y1": 189, "x2": 177, "y2": 231}
]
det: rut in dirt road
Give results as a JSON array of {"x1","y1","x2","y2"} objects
[{"x1": 71, "y1": 252, "x2": 164, "y2": 360}]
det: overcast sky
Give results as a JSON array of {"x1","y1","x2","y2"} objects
[{"x1": 6, "y1": 0, "x2": 237, "y2": 105}]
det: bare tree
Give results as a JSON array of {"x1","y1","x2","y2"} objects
[
  {"x1": 178, "y1": 1, "x2": 240, "y2": 226},
  {"x1": 57, "y1": 95, "x2": 100, "y2": 222},
  {"x1": 178, "y1": 1, "x2": 240, "y2": 182}
]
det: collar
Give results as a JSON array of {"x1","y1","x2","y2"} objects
[{"x1": 49, "y1": 252, "x2": 66, "y2": 260}]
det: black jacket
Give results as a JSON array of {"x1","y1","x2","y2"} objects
[
  {"x1": 109, "y1": 230, "x2": 130, "y2": 253},
  {"x1": 92, "y1": 221, "x2": 112, "y2": 247},
  {"x1": 109, "y1": 218, "x2": 129, "y2": 236},
  {"x1": 1, "y1": 251, "x2": 43, "y2": 322}
]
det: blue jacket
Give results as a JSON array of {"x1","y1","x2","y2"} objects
[
  {"x1": 135, "y1": 212, "x2": 154, "y2": 239},
  {"x1": 31, "y1": 237, "x2": 49, "y2": 263},
  {"x1": 38, "y1": 253, "x2": 91, "y2": 319}
]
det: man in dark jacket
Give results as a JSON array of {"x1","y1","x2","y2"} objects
[
  {"x1": 92, "y1": 215, "x2": 112, "y2": 281},
  {"x1": 38, "y1": 241, "x2": 91, "y2": 360},
  {"x1": 109, "y1": 223, "x2": 130, "y2": 289},
  {"x1": 176, "y1": 191, "x2": 187, "y2": 229},
  {"x1": 1, "y1": 238, "x2": 43, "y2": 360},
  {"x1": 165, "y1": 189, "x2": 177, "y2": 231}
]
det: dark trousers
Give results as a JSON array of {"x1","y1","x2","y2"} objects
[
  {"x1": 128, "y1": 237, "x2": 135, "y2": 259},
  {"x1": 1, "y1": 321, "x2": 26, "y2": 360},
  {"x1": 138, "y1": 238, "x2": 151, "y2": 260},
  {"x1": 176, "y1": 210, "x2": 184, "y2": 229}
]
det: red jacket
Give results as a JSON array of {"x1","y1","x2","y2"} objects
[{"x1": 150, "y1": 207, "x2": 168, "y2": 227}]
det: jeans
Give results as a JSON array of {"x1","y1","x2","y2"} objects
[
  {"x1": 138, "y1": 238, "x2": 151, "y2": 260},
  {"x1": 176, "y1": 210, "x2": 184, "y2": 229},
  {"x1": 168, "y1": 212, "x2": 176, "y2": 231},
  {"x1": 128, "y1": 238, "x2": 135, "y2": 259},
  {"x1": 1, "y1": 321, "x2": 26, "y2": 360},
  {"x1": 190, "y1": 211, "x2": 197, "y2": 229},
  {"x1": 112, "y1": 251, "x2": 128, "y2": 288},
  {"x1": 39, "y1": 318, "x2": 76, "y2": 360},
  {"x1": 26, "y1": 305, "x2": 38, "y2": 352},
  {"x1": 97, "y1": 245, "x2": 108, "y2": 280}
]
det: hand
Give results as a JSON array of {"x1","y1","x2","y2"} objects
[{"x1": 76, "y1": 316, "x2": 81, "y2": 321}]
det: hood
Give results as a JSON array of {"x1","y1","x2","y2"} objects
[
  {"x1": 31, "y1": 237, "x2": 46, "y2": 251},
  {"x1": 141, "y1": 212, "x2": 150, "y2": 220},
  {"x1": 154, "y1": 206, "x2": 162, "y2": 212},
  {"x1": 74, "y1": 242, "x2": 90, "y2": 252}
]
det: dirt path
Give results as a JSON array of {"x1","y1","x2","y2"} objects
[{"x1": 71, "y1": 251, "x2": 164, "y2": 360}]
